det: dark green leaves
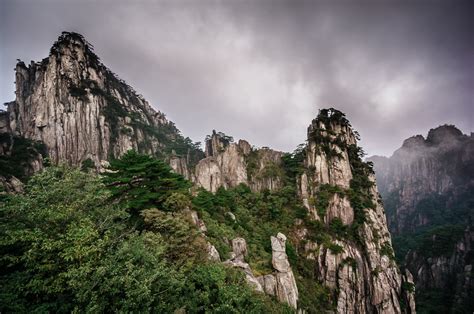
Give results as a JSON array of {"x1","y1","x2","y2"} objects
[{"x1": 102, "y1": 150, "x2": 191, "y2": 215}]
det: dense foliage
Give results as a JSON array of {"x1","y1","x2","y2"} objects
[
  {"x1": 102, "y1": 150, "x2": 191, "y2": 215},
  {"x1": 192, "y1": 184, "x2": 335, "y2": 313},
  {"x1": 0, "y1": 153, "x2": 289, "y2": 313}
]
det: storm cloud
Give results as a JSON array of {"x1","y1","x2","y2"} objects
[{"x1": 1, "y1": 0, "x2": 472, "y2": 156}]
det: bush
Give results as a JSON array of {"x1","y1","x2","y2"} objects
[{"x1": 163, "y1": 192, "x2": 192, "y2": 211}]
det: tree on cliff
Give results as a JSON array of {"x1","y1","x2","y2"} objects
[{"x1": 101, "y1": 150, "x2": 191, "y2": 215}]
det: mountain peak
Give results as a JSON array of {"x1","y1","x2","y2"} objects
[
  {"x1": 401, "y1": 134, "x2": 425, "y2": 149},
  {"x1": 426, "y1": 124, "x2": 463, "y2": 145},
  {"x1": 48, "y1": 31, "x2": 101, "y2": 67}
]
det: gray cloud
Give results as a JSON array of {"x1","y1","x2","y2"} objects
[{"x1": 1, "y1": 0, "x2": 473, "y2": 156}]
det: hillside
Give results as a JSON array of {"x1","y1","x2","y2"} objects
[
  {"x1": 0, "y1": 32, "x2": 415, "y2": 313},
  {"x1": 369, "y1": 126, "x2": 474, "y2": 312}
]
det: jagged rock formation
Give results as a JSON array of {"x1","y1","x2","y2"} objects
[
  {"x1": 222, "y1": 233, "x2": 299, "y2": 309},
  {"x1": 267, "y1": 233, "x2": 299, "y2": 309},
  {"x1": 369, "y1": 125, "x2": 474, "y2": 312},
  {"x1": 3, "y1": 32, "x2": 202, "y2": 172},
  {"x1": 224, "y1": 237, "x2": 264, "y2": 292},
  {"x1": 295, "y1": 109, "x2": 415, "y2": 313},
  {"x1": 0, "y1": 176, "x2": 24, "y2": 194},
  {"x1": 194, "y1": 131, "x2": 284, "y2": 192}
]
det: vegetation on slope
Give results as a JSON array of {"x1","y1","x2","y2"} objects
[
  {"x1": 0, "y1": 108, "x2": 403, "y2": 312},
  {"x1": 0, "y1": 152, "x2": 291, "y2": 313},
  {"x1": 0, "y1": 133, "x2": 47, "y2": 181}
]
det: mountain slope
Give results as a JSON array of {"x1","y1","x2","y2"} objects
[
  {"x1": 369, "y1": 125, "x2": 474, "y2": 312},
  {"x1": 5, "y1": 32, "x2": 202, "y2": 171}
]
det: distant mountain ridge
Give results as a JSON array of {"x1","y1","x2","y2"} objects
[
  {"x1": 368, "y1": 125, "x2": 474, "y2": 313},
  {"x1": 369, "y1": 125, "x2": 473, "y2": 235}
]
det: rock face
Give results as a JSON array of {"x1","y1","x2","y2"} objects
[
  {"x1": 194, "y1": 131, "x2": 284, "y2": 192},
  {"x1": 0, "y1": 118, "x2": 45, "y2": 191},
  {"x1": 296, "y1": 109, "x2": 415, "y2": 313},
  {"x1": 0, "y1": 176, "x2": 24, "y2": 194},
  {"x1": 369, "y1": 125, "x2": 474, "y2": 312},
  {"x1": 4, "y1": 32, "x2": 202, "y2": 173},
  {"x1": 220, "y1": 233, "x2": 300, "y2": 309},
  {"x1": 224, "y1": 237, "x2": 264, "y2": 293},
  {"x1": 405, "y1": 228, "x2": 473, "y2": 312},
  {"x1": 368, "y1": 125, "x2": 473, "y2": 234},
  {"x1": 194, "y1": 138, "x2": 249, "y2": 192},
  {"x1": 269, "y1": 233, "x2": 299, "y2": 309}
]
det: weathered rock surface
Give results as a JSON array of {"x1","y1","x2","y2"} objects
[
  {"x1": 231, "y1": 238, "x2": 248, "y2": 262},
  {"x1": 207, "y1": 242, "x2": 221, "y2": 262},
  {"x1": 0, "y1": 176, "x2": 24, "y2": 194},
  {"x1": 325, "y1": 193, "x2": 354, "y2": 225},
  {"x1": 271, "y1": 233, "x2": 291, "y2": 272},
  {"x1": 224, "y1": 237, "x2": 263, "y2": 292},
  {"x1": 4, "y1": 32, "x2": 201, "y2": 173},
  {"x1": 194, "y1": 131, "x2": 284, "y2": 192},
  {"x1": 269, "y1": 233, "x2": 299, "y2": 309},
  {"x1": 257, "y1": 274, "x2": 277, "y2": 296},
  {"x1": 369, "y1": 125, "x2": 473, "y2": 312},
  {"x1": 194, "y1": 140, "x2": 248, "y2": 192},
  {"x1": 368, "y1": 125, "x2": 474, "y2": 235},
  {"x1": 405, "y1": 228, "x2": 473, "y2": 312},
  {"x1": 223, "y1": 233, "x2": 299, "y2": 309},
  {"x1": 297, "y1": 109, "x2": 415, "y2": 313}
]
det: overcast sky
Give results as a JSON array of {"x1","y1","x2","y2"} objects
[{"x1": 1, "y1": 0, "x2": 473, "y2": 156}]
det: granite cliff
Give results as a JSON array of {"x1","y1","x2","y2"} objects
[
  {"x1": 193, "y1": 130, "x2": 284, "y2": 192},
  {"x1": 4, "y1": 32, "x2": 202, "y2": 172},
  {"x1": 369, "y1": 125, "x2": 474, "y2": 312},
  {"x1": 293, "y1": 110, "x2": 415, "y2": 313}
]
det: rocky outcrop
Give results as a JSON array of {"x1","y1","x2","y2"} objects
[
  {"x1": 0, "y1": 176, "x2": 24, "y2": 194},
  {"x1": 4, "y1": 32, "x2": 201, "y2": 172},
  {"x1": 296, "y1": 109, "x2": 415, "y2": 313},
  {"x1": 222, "y1": 233, "x2": 299, "y2": 309},
  {"x1": 224, "y1": 237, "x2": 264, "y2": 292},
  {"x1": 268, "y1": 233, "x2": 299, "y2": 309},
  {"x1": 194, "y1": 131, "x2": 284, "y2": 192},
  {"x1": 194, "y1": 138, "x2": 249, "y2": 192},
  {"x1": 3, "y1": 32, "x2": 417, "y2": 312},
  {"x1": 207, "y1": 243, "x2": 221, "y2": 262}
]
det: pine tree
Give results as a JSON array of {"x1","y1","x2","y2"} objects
[{"x1": 102, "y1": 150, "x2": 191, "y2": 215}]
